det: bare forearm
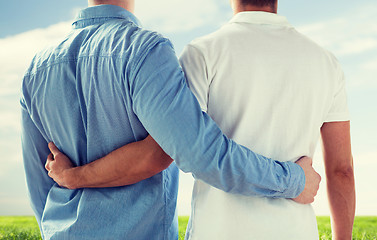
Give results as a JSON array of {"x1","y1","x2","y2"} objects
[
  {"x1": 321, "y1": 121, "x2": 355, "y2": 239},
  {"x1": 326, "y1": 168, "x2": 355, "y2": 240},
  {"x1": 69, "y1": 165, "x2": 142, "y2": 188},
  {"x1": 66, "y1": 136, "x2": 173, "y2": 189}
]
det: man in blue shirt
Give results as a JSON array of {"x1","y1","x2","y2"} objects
[{"x1": 21, "y1": 1, "x2": 320, "y2": 239}]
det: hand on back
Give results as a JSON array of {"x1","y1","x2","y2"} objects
[
  {"x1": 292, "y1": 156, "x2": 321, "y2": 204},
  {"x1": 45, "y1": 142, "x2": 76, "y2": 189}
]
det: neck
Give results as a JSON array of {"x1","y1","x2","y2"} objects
[
  {"x1": 88, "y1": 0, "x2": 135, "y2": 13},
  {"x1": 232, "y1": 2, "x2": 277, "y2": 15}
]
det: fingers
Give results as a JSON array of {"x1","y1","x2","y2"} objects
[
  {"x1": 292, "y1": 158, "x2": 321, "y2": 205},
  {"x1": 48, "y1": 142, "x2": 61, "y2": 157}
]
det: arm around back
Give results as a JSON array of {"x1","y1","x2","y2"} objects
[{"x1": 46, "y1": 135, "x2": 172, "y2": 189}]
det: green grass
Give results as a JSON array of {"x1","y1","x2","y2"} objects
[
  {"x1": 317, "y1": 216, "x2": 377, "y2": 240},
  {"x1": 1, "y1": 216, "x2": 376, "y2": 240},
  {"x1": 0, "y1": 216, "x2": 41, "y2": 240},
  {"x1": 179, "y1": 216, "x2": 190, "y2": 240}
]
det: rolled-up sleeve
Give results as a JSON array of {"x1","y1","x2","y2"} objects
[{"x1": 130, "y1": 39, "x2": 305, "y2": 198}]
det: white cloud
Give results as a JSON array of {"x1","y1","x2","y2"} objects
[
  {"x1": 0, "y1": 111, "x2": 21, "y2": 133},
  {"x1": 336, "y1": 38, "x2": 377, "y2": 56},
  {"x1": 137, "y1": 0, "x2": 230, "y2": 33},
  {"x1": 297, "y1": 4, "x2": 377, "y2": 57},
  {"x1": 353, "y1": 151, "x2": 377, "y2": 166},
  {"x1": 0, "y1": 22, "x2": 71, "y2": 96},
  {"x1": 362, "y1": 57, "x2": 377, "y2": 70},
  {"x1": 296, "y1": 3, "x2": 377, "y2": 91}
]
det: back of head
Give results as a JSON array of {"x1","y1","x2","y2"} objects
[
  {"x1": 88, "y1": 0, "x2": 134, "y2": 11},
  {"x1": 240, "y1": 0, "x2": 276, "y2": 7}
]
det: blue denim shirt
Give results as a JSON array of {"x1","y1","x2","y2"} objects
[{"x1": 21, "y1": 5, "x2": 305, "y2": 240}]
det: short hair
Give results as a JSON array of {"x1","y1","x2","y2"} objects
[{"x1": 240, "y1": 0, "x2": 276, "y2": 7}]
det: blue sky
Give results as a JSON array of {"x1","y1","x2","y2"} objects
[{"x1": 0, "y1": 0, "x2": 376, "y2": 216}]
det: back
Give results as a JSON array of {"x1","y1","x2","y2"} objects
[
  {"x1": 180, "y1": 12, "x2": 349, "y2": 240},
  {"x1": 21, "y1": 5, "x2": 178, "y2": 239}
]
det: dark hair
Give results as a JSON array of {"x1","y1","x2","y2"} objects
[{"x1": 240, "y1": 0, "x2": 276, "y2": 7}]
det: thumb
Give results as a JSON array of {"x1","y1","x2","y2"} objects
[
  {"x1": 301, "y1": 156, "x2": 312, "y2": 166},
  {"x1": 45, "y1": 153, "x2": 54, "y2": 171},
  {"x1": 48, "y1": 142, "x2": 61, "y2": 157},
  {"x1": 308, "y1": 157, "x2": 313, "y2": 166}
]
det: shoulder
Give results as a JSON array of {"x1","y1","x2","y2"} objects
[
  {"x1": 110, "y1": 20, "x2": 174, "y2": 56},
  {"x1": 23, "y1": 44, "x2": 60, "y2": 78},
  {"x1": 186, "y1": 25, "x2": 230, "y2": 54},
  {"x1": 130, "y1": 27, "x2": 174, "y2": 61},
  {"x1": 180, "y1": 26, "x2": 230, "y2": 70},
  {"x1": 103, "y1": 21, "x2": 175, "y2": 69},
  {"x1": 291, "y1": 27, "x2": 342, "y2": 69}
]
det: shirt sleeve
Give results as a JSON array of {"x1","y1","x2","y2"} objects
[
  {"x1": 130, "y1": 39, "x2": 305, "y2": 198},
  {"x1": 324, "y1": 64, "x2": 350, "y2": 122},
  {"x1": 20, "y1": 98, "x2": 55, "y2": 230}
]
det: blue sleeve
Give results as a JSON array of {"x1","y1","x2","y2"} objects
[
  {"x1": 130, "y1": 39, "x2": 305, "y2": 198},
  {"x1": 20, "y1": 100, "x2": 55, "y2": 230}
]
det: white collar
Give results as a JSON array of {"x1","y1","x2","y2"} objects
[{"x1": 229, "y1": 11, "x2": 292, "y2": 28}]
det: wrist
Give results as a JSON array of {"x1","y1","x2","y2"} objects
[
  {"x1": 286, "y1": 161, "x2": 306, "y2": 198},
  {"x1": 64, "y1": 167, "x2": 81, "y2": 189}
]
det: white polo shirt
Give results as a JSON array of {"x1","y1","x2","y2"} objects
[{"x1": 179, "y1": 11, "x2": 349, "y2": 240}]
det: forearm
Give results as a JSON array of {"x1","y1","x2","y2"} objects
[
  {"x1": 327, "y1": 167, "x2": 355, "y2": 240},
  {"x1": 321, "y1": 121, "x2": 355, "y2": 239},
  {"x1": 66, "y1": 136, "x2": 172, "y2": 189}
]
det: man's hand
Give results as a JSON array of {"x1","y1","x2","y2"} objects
[
  {"x1": 292, "y1": 157, "x2": 321, "y2": 204},
  {"x1": 45, "y1": 142, "x2": 76, "y2": 189}
]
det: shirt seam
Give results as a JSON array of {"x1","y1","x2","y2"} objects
[
  {"x1": 128, "y1": 37, "x2": 171, "y2": 82},
  {"x1": 184, "y1": 44, "x2": 212, "y2": 113},
  {"x1": 24, "y1": 54, "x2": 132, "y2": 77},
  {"x1": 185, "y1": 44, "x2": 212, "y2": 83},
  {"x1": 323, "y1": 112, "x2": 350, "y2": 122},
  {"x1": 73, "y1": 18, "x2": 137, "y2": 29}
]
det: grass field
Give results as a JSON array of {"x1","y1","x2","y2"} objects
[{"x1": 1, "y1": 216, "x2": 376, "y2": 240}]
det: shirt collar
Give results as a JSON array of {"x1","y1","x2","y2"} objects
[
  {"x1": 72, "y1": 5, "x2": 141, "y2": 29},
  {"x1": 229, "y1": 11, "x2": 291, "y2": 28}
]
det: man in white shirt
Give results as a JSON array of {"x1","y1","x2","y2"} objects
[{"x1": 179, "y1": 0, "x2": 355, "y2": 239}]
